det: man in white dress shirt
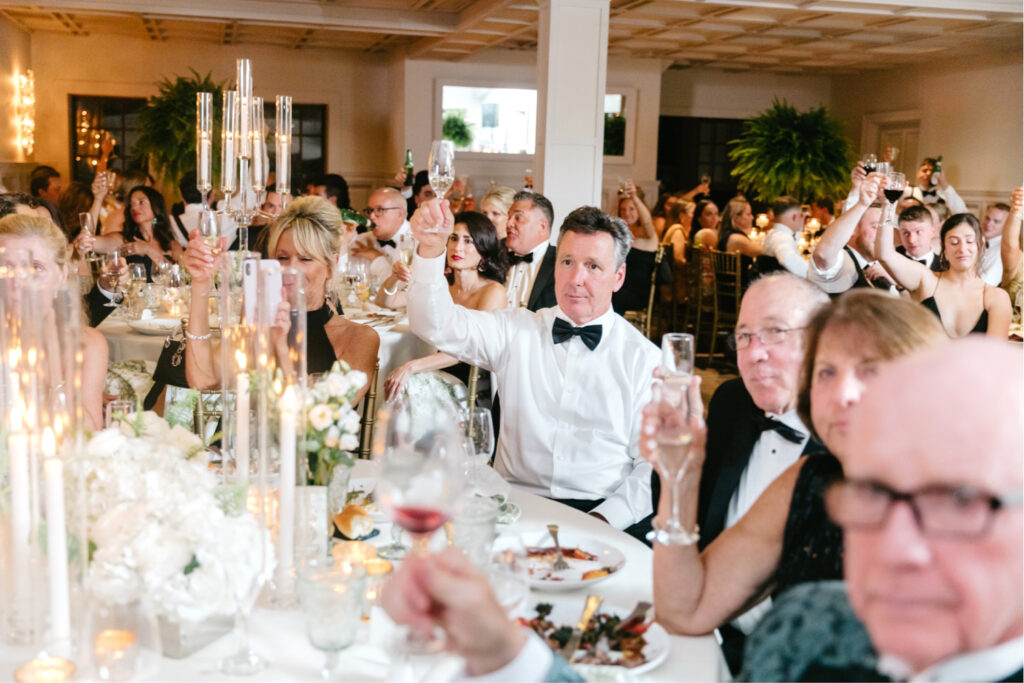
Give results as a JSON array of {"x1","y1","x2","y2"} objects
[
  {"x1": 350, "y1": 187, "x2": 410, "y2": 281},
  {"x1": 408, "y1": 199, "x2": 660, "y2": 534},
  {"x1": 504, "y1": 191, "x2": 557, "y2": 311},
  {"x1": 903, "y1": 157, "x2": 968, "y2": 214},
  {"x1": 759, "y1": 196, "x2": 808, "y2": 278},
  {"x1": 837, "y1": 337, "x2": 1022, "y2": 681},
  {"x1": 979, "y1": 201, "x2": 1010, "y2": 286}
]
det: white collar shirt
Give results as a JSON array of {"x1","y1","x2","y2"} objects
[
  {"x1": 409, "y1": 251, "x2": 660, "y2": 529},
  {"x1": 353, "y1": 220, "x2": 410, "y2": 280},
  {"x1": 980, "y1": 234, "x2": 1003, "y2": 286},
  {"x1": 877, "y1": 637, "x2": 1024, "y2": 682},
  {"x1": 808, "y1": 243, "x2": 898, "y2": 295},
  {"x1": 761, "y1": 224, "x2": 808, "y2": 278},
  {"x1": 506, "y1": 240, "x2": 551, "y2": 309},
  {"x1": 174, "y1": 203, "x2": 204, "y2": 245}
]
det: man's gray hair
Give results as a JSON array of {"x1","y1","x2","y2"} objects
[
  {"x1": 557, "y1": 206, "x2": 632, "y2": 268},
  {"x1": 747, "y1": 272, "x2": 830, "y2": 321}
]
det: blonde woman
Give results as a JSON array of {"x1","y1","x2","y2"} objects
[
  {"x1": 479, "y1": 185, "x2": 516, "y2": 240},
  {"x1": 0, "y1": 214, "x2": 108, "y2": 430},
  {"x1": 184, "y1": 196, "x2": 379, "y2": 402}
]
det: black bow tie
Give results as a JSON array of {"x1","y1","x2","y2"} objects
[
  {"x1": 551, "y1": 318, "x2": 602, "y2": 351},
  {"x1": 917, "y1": 257, "x2": 929, "y2": 265},
  {"x1": 377, "y1": 239, "x2": 396, "y2": 249},
  {"x1": 508, "y1": 251, "x2": 534, "y2": 265},
  {"x1": 921, "y1": 188, "x2": 938, "y2": 197},
  {"x1": 753, "y1": 413, "x2": 805, "y2": 444}
]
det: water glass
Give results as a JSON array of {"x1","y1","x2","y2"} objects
[
  {"x1": 298, "y1": 560, "x2": 366, "y2": 681},
  {"x1": 105, "y1": 399, "x2": 136, "y2": 428},
  {"x1": 297, "y1": 487, "x2": 330, "y2": 567},
  {"x1": 452, "y1": 495, "x2": 499, "y2": 569}
]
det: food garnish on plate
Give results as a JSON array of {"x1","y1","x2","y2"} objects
[{"x1": 519, "y1": 603, "x2": 651, "y2": 668}]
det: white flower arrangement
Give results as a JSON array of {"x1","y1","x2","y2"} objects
[
  {"x1": 303, "y1": 360, "x2": 366, "y2": 485},
  {"x1": 69, "y1": 411, "x2": 274, "y2": 623}
]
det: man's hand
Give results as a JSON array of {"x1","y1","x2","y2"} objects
[
  {"x1": 859, "y1": 173, "x2": 883, "y2": 207},
  {"x1": 864, "y1": 262, "x2": 896, "y2": 286},
  {"x1": 1011, "y1": 187, "x2": 1023, "y2": 212},
  {"x1": 850, "y1": 162, "x2": 866, "y2": 190},
  {"x1": 934, "y1": 170, "x2": 949, "y2": 191},
  {"x1": 409, "y1": 198, "x2": 454, "y2": 258},
  {"x1": 382, "y1": 548, "x2": 526, "y2": 676}
]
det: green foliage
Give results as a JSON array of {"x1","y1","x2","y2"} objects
[
  {"x1": 443, "y1": 110, "x2": 474, "y2": 148},
  {"x1": 728, "y1": 99, "x2": 854, "y2": 203},
  {"x1": 604, "y1": 114, "x2": 626, "y2": 156},
  {"x1": 134, "y1": 69, "x2": 224, "y2": 184}
]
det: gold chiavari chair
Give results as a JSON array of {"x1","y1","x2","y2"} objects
[{"x1": 357, "y1": 361, "x2": 380, "y2": 459}]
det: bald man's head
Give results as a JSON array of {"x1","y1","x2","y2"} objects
[{"x1": 367, "y1": 187, "x2": 408, "y2": 240}]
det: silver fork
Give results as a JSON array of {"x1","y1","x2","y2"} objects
[{"x1": 547, "y1": 523, "x2": 570, "y2": 571}]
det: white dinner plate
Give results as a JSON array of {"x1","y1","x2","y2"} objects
[
  {"x1": 520, "y1": 530, "x2": 627, "y2": 591},
  {"x1": 127, "y1": 318, "x2": 179, "y2": 336},
  {"x1": 519, "y1": 598, "x2": 669, "y2": 675}
]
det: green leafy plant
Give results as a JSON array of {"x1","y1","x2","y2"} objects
[
  {"x1": 604, "y1": 113, "x2": 626, "y2": 156},
  {"x1": 134, "y1": 69, "x2": 225, "y2": 184},
  {"x1": 728, "y1": 99, "x2": 853, "y2": 202},
  {"x1": 443, "y1": 110, "x2": 474, "y2": 148}
]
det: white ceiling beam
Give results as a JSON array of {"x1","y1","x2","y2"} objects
[
  {"x1": 0, "y1": 0, "x2": 460, "y2": 36},
  {"x1": 404, "y1": 0, "x2": 517, "y2": 58}
]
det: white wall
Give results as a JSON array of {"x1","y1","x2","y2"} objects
[
  {"x1": 660, "y1": 66, "x2": 831, "y2": 119},
  {"x1": 28, "y1": 32, "x2": 393, "y2": 205},
  {"x1": 830, "y1": 51, "x2": 1022, "y2": 202},
  {"x1": 0, "y1": 15, "x2": 33, "y2": 191}
]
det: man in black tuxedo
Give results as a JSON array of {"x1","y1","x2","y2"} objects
[
  {"x1": 504, "y1": 191, "x2": 556, "y2": 311},
  {"x1": 894, "y1": 205, "x2": 943, "y2": 272}
]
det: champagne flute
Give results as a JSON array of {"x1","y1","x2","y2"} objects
[
  {"x1": 398, "y1": 232, "x2": 415, "y2": 267},
  {"x1": 464, "y1": 406, "x2": 494, "y2": 494},
  {"x1": 426, "y1": 140, "x2": 455, "y2": 232},
  {"x1": 647, "y1": 380, "x2": 699, "y2": 546},
  {"x1": 78, "y1": 212, "x2": 95, "y2": 255},
  {"x1": 199, "y1": 209, "x2": 221, "y2": 256},
  {"x1": 101, "y1": 249, "x2": 127, "y2": 307}
]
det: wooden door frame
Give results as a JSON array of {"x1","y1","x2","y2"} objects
[{"x1": 860, "y1": 109, "x2": 921, "y2": 156}]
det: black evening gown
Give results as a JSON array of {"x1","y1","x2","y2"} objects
[
  {"x1": 612, "y1": 248, "x2": 656, "y2": 314},
  {"x1": 304, "y1": 303, "x2": 341, "y2": 375}
]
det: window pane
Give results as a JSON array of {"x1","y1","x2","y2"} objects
[
  {"x1": 441, "y1": 85, "x2": 536, "y2": 154},
  {"x1": 604, "y1": 93, "x2": 626, "y2": 156}
]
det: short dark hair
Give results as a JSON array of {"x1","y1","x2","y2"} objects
[
  {"x1": 179, "y1": 171, "x2": 202, "y2": 205},
  {"x1": 512, "y1": 190, "x2": 554, "y2": 232},
  {"x1": 992, "y1": 202, "x2": 1011, "y2": 213},
  {"x1": 921, "y1": 157, "x2": 938, "y2": 168},
  {"x1": 898, "y1": 205, "x2": 931, "y2": 224},
  {"x1": 557, "y1": 205, "x2": 631, "y2": 268},
  {"x1": 451, "y1": 211, "x2": 508, "y2": 284},
  {"x1": 0, "y1": 195, "x2": 15, "y2": 218},
  {"x1": 412, "y1": 170, "x2": 430, "y2": 197},
  {"x1": 320, "y1": 173, "x2": 350, "y2": 209},
  {"x1": 811, "y1": 198, "x2": 835, "y2": 215},
  {"x1": 30, "y1": 166, "x2": 60, "y2": 197},
  {"x1": 772, "y1": 195, "x2": 802, "y2": 216}
]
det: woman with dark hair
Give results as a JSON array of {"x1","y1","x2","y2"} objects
[
  {"x1": 877, "y1": 211, "x2": 1010, "y2": 338},
  {"x1": 689, "y1": 198, "x2": 720, "y2": 247},
  {"x1": 382, "y1": 210, "x2": 507, "y2": 402}
]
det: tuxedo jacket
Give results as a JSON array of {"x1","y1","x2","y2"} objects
[
  {"x1": 526, "y1": 244, "x2": 558, "y2": 312},
  {"x1": 895, "y1": 245, "x2": 944, "y2": 272},
  {"x1": 652, "y1": 378, "x2": 815, "y2": 551},
  {"x1": 85, "y1": 283, "x2": 114, "y2": 328}
]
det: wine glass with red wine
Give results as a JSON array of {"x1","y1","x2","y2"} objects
[
  {"x1": 861, "y1": 153, "x2": 877, "y2": 175},
  {"x1": 883, "y1": 171, "x2": 906, "y2": 224}
]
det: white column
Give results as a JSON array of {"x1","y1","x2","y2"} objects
[{"x1": 535, "y1": 0, "x2": 610, "y2": 232}]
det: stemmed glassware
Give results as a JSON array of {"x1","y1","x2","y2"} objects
[
  {"x1": 426, "y1": 140, "x2": 455, "y2": 233},
  {"x1": 661, "y1": 333, "x2": 695, "y2": 379},
  {"x1": 861, "y1": 153, "x2": 877, "y2": 175},
  {"x1": 463, "y1": 406, "x2": 495, "y2": 494},
  {"x1": 101, "y1": 248, "x2": 127, "y2": 308},
  {"x1": 882, "y1": 171, "x2": 906, "y2": 224},
  {"x1": 489, "y1": 539, "x2": 530, "y2": 615},
  {"x1": 297, "y1": 560, "x2": 366, "y2": 681},
  {"x1": 199, "y1": 209, "x2": 221, "y2": 256}
]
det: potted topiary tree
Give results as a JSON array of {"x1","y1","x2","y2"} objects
[
  {"x1": 442, "y1": 110, "x2": 474, "y2": 149},
  {"x1": 728, "y1": 99, "x2": 853, "y2": 203}
]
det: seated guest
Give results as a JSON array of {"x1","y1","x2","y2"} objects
[
  {"x1": 184, "y1": 196, "x2": 378, "y2": 401},
  {"x1": 0, "y1": 214, "x2": 107, "y2": 430},
  {"x1": 171, "y1": 172, "x2": 203, "y2": 247},
  {"x1": 895, "y1": 204, "x2": 941, "y2": 271},
  {"x1": 651, "y1": 193, "x2": 678, "y2": 238},
  {"x1": 30, "y1": 165, "x2": 65, "y2": 222},
  {"x1": 808, "y1": 173, "x2": 894, "y2": 294},
  {"x1": 980, "y1": 201, "x2": 1011, "y2": 286},
  {"x1": 717, "y1": 197, "x2": 760, "y2": 258},
  {"x1": 479, "y1": 185, "x2": 515, "y2": 240},
  {"x1": 350, "y1": 187, "x2": 410, "y2": 280},
  {"x1": 408, "y1": 199, "x2": 659, "y2": 534},
  {"x1": 831, "y1": 337, "x2": 1022, "y2": 681},
  {"x1": 649, "y1": 290, "x2": 945, "y2": 673},
  {"x1": 612, "y1": 178, "x2": 658, "y2": 314},
  {"x1": 244, "y1": 185, "x2": 284, "y2": 255},
  {"x1": 80, "y1": 186, "x2": 179, "y2": 279},
  {"x1": 689, "y1": 198, "x2": 719, "y2": 248},
  {"x1": 56, "y1": 181, "x2": 96, "y2": 237},
  {"x1": 309, "y1": 172, "x2": 350, "y2": 210},
  {"x1": 1001, "y1": 188, "x2": 1022, "y2": 339},
  {"x1": 897, "y1": 194, "x2": 925, "y2": 214},
  {"x1": 409, "y1": 169, "x2": 435, "y2": 216},
  {"x1": 809, "y1": 197, "x2": 834, "y2": 227},
  {"x1": 505, "y1": 190, "x2": 557, "y2": 311},
  {"x1": 876, "y1": 212, "x2": 1010, "y2": 339},
  {"x1": 381, "y1": 211, "x2": 507, "y2": 403},
  {"x1": 0, "y1": 193, "x2": 50, "y2": 220},
  {"x1": 759, "y1": 196, "x2": 807, "y2": 277}
]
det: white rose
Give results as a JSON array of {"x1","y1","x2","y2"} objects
[
  {"x1": 308, "y1": 404, "x2": 332, "y2": 431},
  {"x1": 338, "y1": 408, "x2": 361, "y2": 435},
  {"x1": 85, "y1": 428, "x2": 129, "y2": 459},
  {"x1": 323, "y1": 425, "x2": 340, "y2": 448},
  {"x1": 339, "y1": 433, "x2": 359, "y2": 451},
  {"x1": 325, "y1": 373, "x2": 349, "y2": 397}
]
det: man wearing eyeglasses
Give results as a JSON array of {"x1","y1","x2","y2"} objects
[
  {"x1": 350, "y1": 187, "x2": 410, "y2": 280},
  {"x1": 832, "y1": 337, "x2": 1022, "y2": 681}
]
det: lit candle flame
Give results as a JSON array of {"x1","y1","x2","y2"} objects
[
  {"x1": 235, "y1": 350, "x2": 247, "y2": 371},
  {"x1": 280, "y1": 384, "x2": 298, "y2": 412},
  {"x1": 42, "y1": 426, "x2": 56, "y2": 458}
]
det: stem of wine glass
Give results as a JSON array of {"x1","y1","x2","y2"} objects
[
  {"x1": 232, "y1": 608, "x2": 251, "y2": 659},
  {"x1": 410, "y1": 532, "x2": 432, "y2": 556},
  {"x1": 322, "y1": 651, "x2": 343, "y2": 681}
]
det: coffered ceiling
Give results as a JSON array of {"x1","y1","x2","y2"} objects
[{"x1": 0, "y1": 0, "x2": 1019, "y2": 73}]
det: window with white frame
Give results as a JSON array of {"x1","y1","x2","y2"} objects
[{"x1": 441, "y1": 85, "x2": 537, "y2": 155}]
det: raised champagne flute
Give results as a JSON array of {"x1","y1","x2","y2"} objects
[
  {"x1": 426, "y1": 140, "x2": 455, "y2": 233},
  {"x1": 199, "y1": 209, "x2": 221, "y2": 256},
  {"x1": 647, "y1": 380, "x2": 699, "y2": 546}
]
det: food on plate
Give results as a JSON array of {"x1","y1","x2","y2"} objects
[
  {"x1": 519, "y1": 603, "x2": 651, "y2": 668},
  {"x1": 581, "y1": 568, "x2": 610, "y2": 580},
  {"x1": 333, "y1": 504, "x2": 374, "y2": 539},
  {"x1": 526, "y1": 546, "x2": 599, "y2": 562}
]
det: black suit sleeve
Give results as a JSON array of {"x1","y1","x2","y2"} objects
[
  {"x1": 85, "y1": 284, "x2": 113, "y2": 328},
  {"x1": 526, "y1": 245, "x2": 558, "y2": 312}
]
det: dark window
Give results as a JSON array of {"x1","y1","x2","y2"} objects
[
  {"x1": 265, "y1": 102, "x2": 326, "y2": 189},
  {"x1": 68, "y1": 95, "x2": 148, "y2": 183},
  {"x1": 657, "y1": 115, "x2": 745, "y2": 207}
]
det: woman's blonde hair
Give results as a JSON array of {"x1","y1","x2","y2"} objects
[
  {"x1": 266, "y1": 196, "x2": 343, "y2": 306},
  {"x1": 0, "y1": 213, "x2": 70, "y2": 268},
  {"x1": 481, "y1": 185, "x2": 516, "y2": 214},
  {"x1": 796, "y1": 289, "x2": 947, "y2": 436}
]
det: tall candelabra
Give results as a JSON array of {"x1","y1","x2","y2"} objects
[{"x1": 195, "y1": 58, "x2": 293, "y2": 252}]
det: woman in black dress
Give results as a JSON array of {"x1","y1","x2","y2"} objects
[
  {"x1": 649, "y1": 291, "x2": 947, "y2": 639},
  {"x1": 612, "y1": 179, "x2": 659, "y2": 314},
  {"x1": 184, "y1": 196, "x2": 379, "y2": 404}
]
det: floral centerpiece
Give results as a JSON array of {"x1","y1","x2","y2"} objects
[
  {"x1": 69, "y1": 411, "x2": 273, "y2": 624},
  {"x1": 302, "y1": 360, "x2": 366, "y2": 487}
]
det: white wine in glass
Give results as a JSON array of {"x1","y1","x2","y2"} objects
[
  {"x1": 427, "y1": 140, "x2": 455, "y2": 233},
  {"x1": 199, "y1": 210, "x2": 221, "y2": 255}
]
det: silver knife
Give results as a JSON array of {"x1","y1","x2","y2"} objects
[{"x1": 559, "y1": 594, "x2": 603, "y2": 661}]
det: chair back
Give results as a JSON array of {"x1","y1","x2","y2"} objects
[
  {"x1": 465, "y1": 365, "x2": 481, "y2": 414},
  {"x1": 357, "y1": 361, "x2": 380, "y2": 459},
  {"x1": 624, "y1": 245, "x2": 669, "y2": 339},
  {"x1": 194, "y1": 389, "x2": 228, "y2": 445},
  {"x1": 710, "y1": 249, "x2": 743, "y2": 319}
]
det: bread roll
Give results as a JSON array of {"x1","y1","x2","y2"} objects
[{"x1": 333, "y1": 504, "x2": 374, "y2": 539}]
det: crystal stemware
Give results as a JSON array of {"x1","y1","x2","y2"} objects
[
  {"x1": 426, "y1": 140, "x2": 455, "y2": 233},
  {"x1": 647, "y1": 380, "x2": 699, "y2": 546},
  {"x1": 861, "y1": 153, "x2": 878, "y2": 175},
  {"x1": 661, "y1": 333, "x2": 695, "y2": 379},
  {"x1": 463, "y1": 406, "x2": 494, "y2": 494},
  {"x1": 883, "y1": 171, "x2": 906, "y2": 224},
  {"x1": 101, "y1": 249, "x2": 127, "y2": 308},
  {"x1": 297, "y1": 560, "x2": 366, "y2": 681},
  {"x1": 199, "y1": 209, "x2": 221, "y2": 256}
]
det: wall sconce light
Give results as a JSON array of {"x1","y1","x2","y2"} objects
[{"x1": 15, "y1": 70, "x2": 35, "y2": 157}]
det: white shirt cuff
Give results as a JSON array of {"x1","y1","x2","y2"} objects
[
  {"x1": 591, "y1": 494, "x2": 636, "y2": 530},
  {"x1": 411, "y1": 250, "x2": 446, "y2": 285},
  {"x1": 808, "y1": 250, "x2": 843, "y2": 280},
  {"x1": 466, "y1": 630, "x2": 553, "y2": 682},
  {"x1": 96, "y1": 282, "x2": 116, "y2": 300}
]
